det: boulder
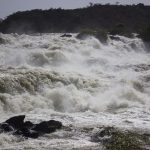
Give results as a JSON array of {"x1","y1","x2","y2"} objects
[
  {"x1": 5, "y1": 115, "x2": 25, "y2": 129},
  {"x1": 0, "y1": 115, "x2": 62, "y2": 139},
  {"x1": 32, "y1": 120, "x2": 62, "y2": 134}
]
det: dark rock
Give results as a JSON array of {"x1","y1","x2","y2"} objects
[
  {"x1": 5, "y1": 115, "x2": 25, "y2": 129},
  {"x1": 32, "y1": 121, "x2": 56, "y2": 134},
  {"x1": 0, "y1": 123, "x2": 14, "y2": 132},
  {"x1": 0, "y1": 115, "x2": 63, "y2": 139},
  {"x1": 14, "y1": 127, "x2": 39, "y2": 139},
  {"x1": 60, "y1": 34, "x2": 72, "y2": 38},
  {"x1": 24, "y1": 121, "x2": 34, "y2": 129},
  {"x1": 32, "y1": 120, "x2": 62, "y2": 134},
  {"x1": 47, "y1": 120, "x2": 62, "y2": 129},
  {"x1": 109, "y1": 35, "x2": 121, "y2": 41}
]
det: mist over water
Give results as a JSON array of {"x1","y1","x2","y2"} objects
[{"x1": 0, "y1": 33, "x2": 150, "y2": 149}]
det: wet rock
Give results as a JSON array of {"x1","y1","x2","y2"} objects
[
  {"x1": 24, "y1": 121, "x2": 34, "y2": 129},
  {"x1": 5, "y1": 115, "x2": 25, "y2": 129},
  {"x1": 32, "y1": 120, "x2": 62, "y2": 134},
  {"x1": 60, "y1": 34, "x2": 72, "y2": 38},
  {"x1": 47, "y1": 120, "x2": 62, "y2": 129},
  {"x1": 0, "y1": 115, "x2": 62, "y2": 139},
  {"x1": 109, "y1": 35, "x2": 121, "y2": 41},
  {"x1": 0, "y1": 123, "x2": 14, "y2": 132},
  {"x1": 14, "y1": 127, "x2": 39, "y2": 139}
]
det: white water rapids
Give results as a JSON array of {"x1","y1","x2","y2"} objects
[{"x1": 0, "y1": 33, "x2": 150, "y2": 149}]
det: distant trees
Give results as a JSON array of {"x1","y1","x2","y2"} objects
[
  {"x1": 0, "y1": 4, "x2": 150, "y2": 34},
  {"x1": 137, "y1": 3, "x2": 145, "y2": 8}
]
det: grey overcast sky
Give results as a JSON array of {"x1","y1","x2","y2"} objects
[{"x1": 0, "y1": 0, "x2": 150, "y2": 18}]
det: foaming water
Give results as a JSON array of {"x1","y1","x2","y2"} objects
[
  {"x1": 0, "y1": 33, "x2": 150, "y2": 113},
  {"x1": 0, "y1": 33, "x2": 150, "y2": 149}
]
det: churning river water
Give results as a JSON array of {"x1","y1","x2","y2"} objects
[{"x1": 0, "y1": 33, "x2": 150, "y2": 149}]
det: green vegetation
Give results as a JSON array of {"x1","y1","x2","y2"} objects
[
  {"x1": 0, "y1": 3, "x2": 150, "y2": 46},
  {"x1": 0, "y1": 4, "x2": 150, "y2": 34}
]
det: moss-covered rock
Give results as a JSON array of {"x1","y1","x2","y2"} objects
[
  {"x1": 91, "y1": 127, "x2": 150, "y2": 150},
  {"x1": 106, "y1": 131, "x2": 143, "y2": 150}
]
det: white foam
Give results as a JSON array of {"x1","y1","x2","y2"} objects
[{"x1": 0, "y1": 33, "x2": 150, "y2": 149}]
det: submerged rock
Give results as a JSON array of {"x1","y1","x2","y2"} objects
[
  {"x1": 0, "y1": 115, "x2": 62, "y2": 139},
  {"x1": 60, "y1": 34, "x2": 72, "y2": 38}
]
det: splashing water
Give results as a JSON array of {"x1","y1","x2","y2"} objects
[{"x1": 0, "y1": 33, "x2": 150, "y2": 149}]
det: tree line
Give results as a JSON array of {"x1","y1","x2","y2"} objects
[{"x1": 0, "y1": 3, "x2": 150, "y2": 41}]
